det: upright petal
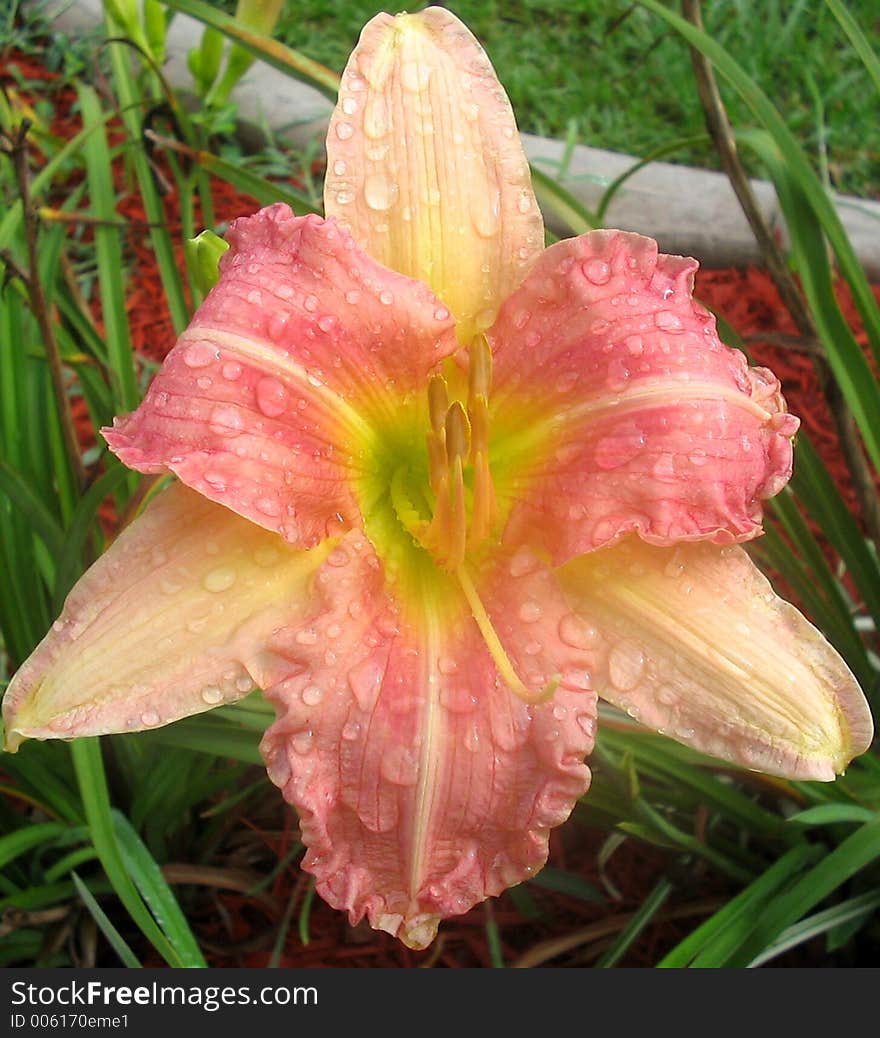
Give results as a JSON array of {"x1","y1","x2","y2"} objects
[
  {"x1": 559, "y1": 538, "x2": 873, "y2": 780},
  {"x1": 2, "y1": 484, "x2": 328, "y2": 750},
  {"x1": 489, "y1": 231, "x2": 798, "y2": 564},
  {"x1": 324, "y1": 8, "x2": 543, "y2": 342},
  {"x1": 104, "y1": 205, "x2": 457, "y2": 548},
  {"x1": 259, "y1": 533, "x2": 595, "y2": 949}
]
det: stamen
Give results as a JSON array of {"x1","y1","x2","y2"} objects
[
  {"x1": 428, "y1": 375, "x2": 449, "y2": 436},
  {"x1": 447, "y1": 456, "x2": 467, "y2": 570},
  {"x1": 445, "y1": 401, "x2": 471, "y2": 461},
  {"x1": 468, "y1": 335, "x2": 492, "y2": 402},
  {"x1": 456, "y1": 565, "x2": 559, "y2": 705}
]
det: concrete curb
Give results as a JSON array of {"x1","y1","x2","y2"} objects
[{"x1": 36, "y1": 0, "x2": 880, "y2": 276}]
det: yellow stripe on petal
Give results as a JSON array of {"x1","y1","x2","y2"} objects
[
  {"x1": 324, "y1": 8, "x2": 544, "y2": 343},
  {"x1": 560, "y1": 539, "x2": 874, "y2": 780},
  {"x1": 2, "y1": 485, "x2": 329, "y2": 750}
]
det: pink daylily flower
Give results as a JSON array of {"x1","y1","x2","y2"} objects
[{"x1": 2, "y1": 9, "x2": 873, "y2": 949}]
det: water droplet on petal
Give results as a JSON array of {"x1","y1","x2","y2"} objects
[
  {"x1": 203, "y1": 567, "x2": 236, "y2": 593},
  {"x1": 255, "y1": 376, "x2": 288, "y2": 418},
  {"x1": 342, "y1": 720, "x2": 361, "y2": 741},
  {"x1": 381, "y1": 745, "x2": 420, "y2": 786},
  {"x1": 348, "y1": 658, "x2": 383, "y2": 710},
  {"x1": 201, "y1": 686, "x2": 223, "y2": 705},
  {"x1": 364, "y1": 173, "x2": 399, "y2": 211},
  {"x1": 509, "y1": 548, "x2": 539, "y2": 577},
  {"x1": 335, "y1": 121, "x2": 353, "y2": 140},
  {"x1": 434, "y1": 305, "x2": 450, "y2": 321},
  {"x1": 583, "y1": 258, "x2": 611, "y2": 285},
  {"x1": 141, "y1": 710, "x2": 161, "y2": 727},
  {"x1": 221, "y1": 362, "x2": 242, "y2": 381},
  {"x1": 302, "y1": 684, "x2": 323, "y2": 705},
  {"x1": 254, "y1": 545, "x2": 280, "y2": 567},
  {"x1": 236, "y1": 675, "x2": 255, "y2": 694},
  {"x1": 379, "y1": 289, "x2": 394, "y2": 306},
  {"x1": 437, "y1": 657, "x2": 458, "y2": 676},
  {"x1": 183, "y1": 341, "x2": 217, "y2": 368},
  {"x1": 558, "y1": 613, "x2": 599, "y2": 649},
  {"x1": 575, "y1": 712, "x2": 596, "y2": 738},
  {"x1": 608, "y1": 642, "x2": 645, "y2": 691},
  {"x1": 341, "y1": 96, "x2": 357, "y2": 115},
  {"x1": 657, "y1": 685, "x2": 678, "y2": 707},
  {"x1": 518, "y1": 600, "x2": 542, "y2": 623},
  {"x1": 655, "y1": 310, "x2": 683, "y2": 332},
  {"x1": 689, "y1": 449, "x2": 708, "y2": 466},
  {"x1": 292, "y1": 730, "x2": 314, "y2": 755},
  {"x1": 209, "y1": 406, "x2": 243, "y2": 438}
]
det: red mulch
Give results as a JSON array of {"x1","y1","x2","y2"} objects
[{"x1": 3, "y1": 46, "x2": 875, "y2": 969}]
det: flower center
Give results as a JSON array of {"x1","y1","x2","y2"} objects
[{"x1": 397, "y1": 337, "x2": 497, "y2": 571}]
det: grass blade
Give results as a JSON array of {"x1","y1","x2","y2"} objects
[{"x1": 72, "y1": 871, "x2": 142, "y2": 968}]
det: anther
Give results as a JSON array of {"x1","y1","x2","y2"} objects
[
  {"x1": 428, "y1": 375, "x2": 449, "y2": 436},
  {"x1": 468, "y1": 335, "x2": 492, "y2": 402},
  {"x1": 445, "y1": 401, "x2": 471, "y2": 462}
]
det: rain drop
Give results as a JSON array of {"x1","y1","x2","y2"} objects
[
  {"x1": 201, "y1": 686, "x2": 223, "y2": 705},
  {"x1": 254, "y1": 545, "x2": 280, "y2": 567},
  {"x1": 292, "y1": 730, "x2": 314, "y2": 755},
  {"x1": 655, "y1": 310, "x2": 683, "y2": 332},
  {"x1": 255, "y1": 377, "x2": 288, "y2": 419},
  {"x1": 203, "y1": 567, "x2": 236, "y2": 593},
  {"x1": 364, "y1": 173, "x2": 399, "y2": 211},
  {"x1": 608, "y1": 642, "x2": 645, "y2": 692},
  {"x1": 583, "y1": 258, "x2": 611, "y2": 285},
  {"x1": 302, "y1": 684, "x2": 323, "y2": 705},
  {"x1": 518, "y1": 600, "x2": 542, "y2": 623},
  {"x1": 342, "y1": 720, "x2": 361, "y2": 741},
  {"x1": 509, "y1": 548, "x2": 538, "y2": 577},
  {"x1": 208, "y1": 406, "x2": 243, "y2": 438},
  {"x1": 221, "y1": 362, "x2": 242, "y2": 381},
  {"x1": 335, "y1": 121, "x2": 354, "y2": 140},
  {"x1": 183, "y1": 341, "x2": 216, "y2": 368},
  {"x1": 558, "y1": 613, "x2": 599, "y2": 650}
]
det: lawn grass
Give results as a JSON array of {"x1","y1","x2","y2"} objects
[{"x1": 267, "y1": 0, "x2": 878, "y2": 198}]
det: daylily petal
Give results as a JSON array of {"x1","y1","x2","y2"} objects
[
  {"x1": 104, "y1": 204, "x2": 458, "y2": 547},
  {"x1": 489, "y1": 231, "x2": 797, "y2": 564},
  {"x1": 2, "y1": 483, "x2": 328, "y2": 751},
  {"x1": 559, "y1": 537, "x2": 873, "y2": 780},
  {"x1": 259, "y1": 533, "x2": 595, "y2": 949},
  {"x1": 323, "y1": 8, "x2": 543, "y2": 342}
]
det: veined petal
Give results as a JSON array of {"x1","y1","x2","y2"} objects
[
  {"x1": 324, "y1": 8, "x2": 543, "y2": 343},
  {"x1": 490, "y1": 231, "x2": 798, "y2": 564},
  {"x1": 104, "y1": 205, "x2": 457, "y2": 548},
  {"x1": 259, "y1": 534, "x2": 595, "y2": 949},
  {"x1": 2, "y1": 484, "x2": 328, "y2": 750},
  {"x1": 560, "y1": 538, "x2": 873, "y2": 780}
]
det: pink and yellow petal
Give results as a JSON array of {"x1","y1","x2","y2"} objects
[
  {"x1": 2, "y1": 484, "x2": 329, "y2": 750},
  {"x1": 104, "y1": 205, "x2": 457, "y2": 547},
  {"x1": 489, "y1": 231, "x2": 797, "y2": 563},
  {"x1": 259, "y1": 533, "x2": 595, "y2": 949},
  {"x1": 559, "y1": 537, "x2": 873, "y2": 780},
  {"x1": 324, "y1": 9, "x2": 543, "y2": 343}
]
